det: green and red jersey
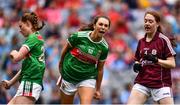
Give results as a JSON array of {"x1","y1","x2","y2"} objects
[
  {"x1": 62, "y1": 31, "x2": 109, "y2": 84},
  {"x1": 20, "y1": 31, "x2": 45, "y2": 85}
]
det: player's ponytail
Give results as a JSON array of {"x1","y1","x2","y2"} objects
[
  {"x1": 79, "y1": 23, "x2": 94, "y2": 31},
  {"x1": 36, "y1": 21, "x2": 45, "y2": 31},
  {"x1": 21, "y1": 12, "x2": 45, "y2": 31},
  {"x1": 168, "y1": 35, "x2": 177, "y2": 48}
]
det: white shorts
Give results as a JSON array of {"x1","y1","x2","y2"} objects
[
  {"x1": 15, "y1": 81, "x2": 42, "y2": 101},
  {"x1": 133, "y1": 83, "x2": 173, "y2": 101},
  {"x1": 59, "y1": 78, "x2": 96, "y2": 95}
]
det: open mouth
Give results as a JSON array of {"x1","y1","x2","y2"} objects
[
  {"x1": 20, "y1": 30, "x2": 23, "y2": 34},
  {"x1": 145, "y1": 26, "x2": 151, "y2": 31},
  {"x1": 99, "y1": 30, "x2": 105, "y2": 34}
]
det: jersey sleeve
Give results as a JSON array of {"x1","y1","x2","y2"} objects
[
  {"x1": 67, "y1": 32, "x2": 79, "y2": 47},
  {"x1": 99, "y1": 47, "x2": 109, "y2": 62},
  {"x1": 135, "y1": 41, "x2": 141, "y2": 61},
  {"x1": 163, "y1": 38, "x2": 176, "y2": 58},
  {"x1": 23, "y1": 35, "x2": 38, "y2": 51}
]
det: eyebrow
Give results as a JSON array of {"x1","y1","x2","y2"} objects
[
  {"x1": 99, "y1": 22, "x2": 109, "y2": 25},
  {"x1": 144, "y1": 18, "x2": 154, "y2": 21}
]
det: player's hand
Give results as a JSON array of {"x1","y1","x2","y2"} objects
[
  {"x1": 133, "y1": 63, "x2": 142, "y2": 73},
  {"x1": 10, "y1": 50, "x2": 18, "y2": 60},
  {"x1": 94, "y1": 91, "x2": 102, "y2": 100},
  {"x1": 0, "y1": 80, "x2": 11, "y2": 89},
  {"x1": 144, "y1": 53, "x2": 158, "y2": 63}
]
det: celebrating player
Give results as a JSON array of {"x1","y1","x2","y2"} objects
[{"x1": 57, "y1": 15, "x2": 111, "y2": 104}]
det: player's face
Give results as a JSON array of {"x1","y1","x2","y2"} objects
[
  {"x1": 18, "y1": 21, "x2": 32, "y2": 37},
  {"x1": 94, "y1": 17, "x2": 110, "y2": 37},
  {"x1": 144, "y1": 14, "x2": 159, "y2": 35}
]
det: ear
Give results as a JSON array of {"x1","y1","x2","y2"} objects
[
  {"x1": 156, "y1": 23, "x2": 159, "y2": 28},
  {"x1": 93, "y1": 24, "x2": 96, "y2": 29},
  {"x1": 157, "y1": 22, "x2": 160, "y2": 27},
  {"x1": 26, "y1": 21, "x2": 32, "y2": 28}
]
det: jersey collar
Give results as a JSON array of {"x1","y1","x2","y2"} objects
[
  {"x1": 143, "y1": 31, "x2": 159, "y2": 42},
  {"x1": 87, "y1": 31, "x2": 103, "y2": 43}
]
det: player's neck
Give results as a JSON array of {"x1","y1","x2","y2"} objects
[
  {"x1": 90, "y1": 31, "x2": 102, "y2": 42},
  {"x1": 28, "y1": 30, "x2": 36, "y2": 36},
  {"x1": 146, "y1": 31, "x2": 156, "y2": 42}
]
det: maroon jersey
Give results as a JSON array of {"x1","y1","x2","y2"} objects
[{"x1": 134, "y1": 32, "x2": 176, "y2": 88}]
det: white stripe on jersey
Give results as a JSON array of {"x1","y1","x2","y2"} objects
[
  {"x1": 78, "y1": 31, "x2": 91, "y2": 37},
  {"x1": 22, "y1": 44, "x2": 30, "y2": 51},
  {"x1": 159, "y1": 33, "x2": 176, "y2": 55},
  {"x1": 67, "y1": 39, "x2": 73, "y2": 47},
  {"x1": 75, "y1": 31, "x2": 108, "y2": 48},
  {"x1": 102, "y1": 38, "x2": 108, "y2": 49}
]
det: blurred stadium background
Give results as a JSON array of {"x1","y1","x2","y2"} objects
[{"x1": 0, "y1": 0, "x2": 180, "y2": 104}]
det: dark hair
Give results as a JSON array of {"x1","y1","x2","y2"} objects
[
  {"x1": 145, "y1": 10, "x2": 177, "y2": 47},
  {"x1": 21, "y1": 12, "x2": 45, "y2": 31},
  {"x1": 174, "y1": 0, "x2": 180, "y2": 15},
  {"x1": 79, "y1": 15, "x2": 111, "y2": 31}
]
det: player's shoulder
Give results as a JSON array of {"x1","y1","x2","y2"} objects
[
  {"x1": 76, "y1": 31, "x2": 91, "y2": 37},
  {"x1": 27, "y1": 34, "x2": 37, "y2": 40},
  {"x1": 27, "y1": 32, "x2": 44, "y2": 42},
  {"x1": 139, "y1": 36, "x2": 145, "y2": 42},
  {"x1": 28, "y1": 32, "x2": 39, "y2": 38},
  {"x1": 101, "y1": 38, "x2": 109, "y2": 49},
  {"x1": 158, "y1": 33, "x2": 170, "y2": 41}
]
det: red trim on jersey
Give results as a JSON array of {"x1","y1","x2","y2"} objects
[
  {"x1": 23, "y1": 92, "x2": 32, "y2": 96},
  {"x1": 70, "y1": 48, "x2": 97, "y2": 64},
  {"x1": 29, "y1": 92, "x2": 32, "y2": 96},
  {"x1": 37, "y1": 35, "x2": 43, "y2": 40}
]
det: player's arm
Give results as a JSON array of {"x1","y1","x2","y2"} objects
[
  {"x1": 57, "y1": 42, "x2": 71, "y2": 86},
  {"x1": 96, "y1": 61, "x2": 104, "y2": 91},
  {"x1": 9, "y1": 69, "x2": 21, "y2": 85},
  {"x1": 10, "y1": 46, "x2": 29, "y2": 63},
  {"x1": 1, "y1": 69, "x2": 21, "y2": 89},
  {"x1": 58, "y1": 42, "x2": 72, "y2": 73},
  {"x1": 144, "y1": 54, "x2": 176, "y2": 69},
  {"x1": 158, "y1": 56, "x2": 176, "y2": 69},
  {"x1": 94, "y1": 61, "x2": 105, "y2": 100}
]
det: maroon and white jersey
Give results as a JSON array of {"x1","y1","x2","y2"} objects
[{"x1": 134, "y1": 32, "x2": 176, "y2": 88}]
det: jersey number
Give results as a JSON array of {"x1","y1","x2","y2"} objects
[{"x1": 38, "y1": 46, "x2": 45, "y2": 62}]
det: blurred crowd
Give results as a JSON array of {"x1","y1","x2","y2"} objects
[{"x1": 0, "y1": 0, "x2": 180, "y2": 104}]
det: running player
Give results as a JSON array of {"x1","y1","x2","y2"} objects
[
  {"x1": 127, "y1": 10, "x2": 176, "y2": 104},
  {"x1": 0, "y1": 12, "x2": 45, "y2": 104},
  {"x1": 57, "y1": 16, "x2": 111, "y2": 104}
]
